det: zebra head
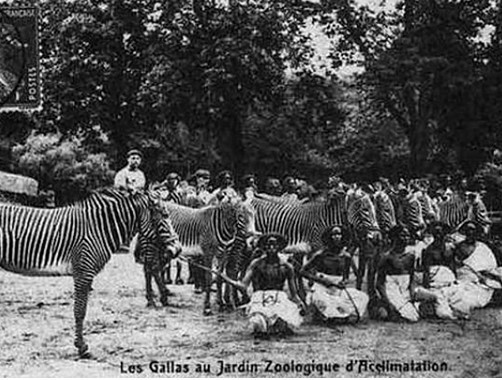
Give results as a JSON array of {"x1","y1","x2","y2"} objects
[
  {"x1": 346, "y1": 187, "x2": 381, "y2": 241},
  {"x1": 373, "y1": 189, "x2": 397, "y2": 233},
  {"x1": 151, "y1": 203, "x2": 182, "y2": 260},
  {"x1": 133, "y1": 192, "x2": 182, "y2": 265}
]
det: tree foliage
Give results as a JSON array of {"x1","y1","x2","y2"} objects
[
  {"x1": 1, "y1": 0, "x2": 501, "y2": 195},
  {"x1": 13, "y1": 132, "x2": 115, "y2": 203}
]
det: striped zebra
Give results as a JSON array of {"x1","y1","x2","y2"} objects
[
  {"x1": 154, "y1": 198, "x2": 256, "y2": 315},
  {"x1": 373, "y1": 189, "x2": 397, "y2": 234},
  {"x1": 248, "y1": 189, "x2": 379, "y2": 255},
  {"x1": 135, "y1": 203, "x2": 182, "y2": 308},
  {"x1": 231, "y1": 189, "x2": 380, "y2": 296},
  {"x1": 0, "y1": 188, "x2": 180, "y2": 358},
  {"x1": 437, "y1": 193, "x2": 491, "y2": 234},
  {"x1": 392, "y1": 191, "x2": 426, "y2": 235}
]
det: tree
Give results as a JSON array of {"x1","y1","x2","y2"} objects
[
  {"x1": 13, "y1": 132, "x2": 115, "y2": 204},
  {"x1": 318, "y1": 0, "x2": 499, "y2": 175}
]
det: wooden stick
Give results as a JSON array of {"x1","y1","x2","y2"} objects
[
  {"x1": 177, "y1": 255, "x2": 247, "y2": 293},
  {"x1": 298, "y1": 270, "x2": 345, "y2": 289}
]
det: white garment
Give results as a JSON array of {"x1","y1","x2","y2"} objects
[
  {"x1": 307, "y1": 274, "x2": 368, "y2": 321},
  {"x1": 385, "y1": 274, "x2": 420, "y2": 322},
  {"x1": 114, "y1": 167, "x2": 146, "y2": 191},
  {"x1": 416, "y1": 243, "x2": 497, "y2": 319},
  {"x1": 246, "y1": 290, "x2": 303, "y2": 333}
]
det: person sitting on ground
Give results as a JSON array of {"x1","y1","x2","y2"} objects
[
  {"x1": 446, "y1": 221, "x2": 498, "y2": 318},
  {"x1": 240, "y1": 233, "x2": 305, "y2": 337},
  {"x1": 301, "y1": 225, "x2": 369, "y2": 324},
  {"x1": 114, "y1": 149, "x2": 146, "y2": 193},
  {"x1": 375, "y1": 225, "x2": 420, "y2": 322},
  {"x1": 413, "y1": 221, "x2": 458, "y2": 320}
]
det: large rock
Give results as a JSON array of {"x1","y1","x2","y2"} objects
[{"x1": 0, "y1": 171, "x2": 38, "y2": 197}]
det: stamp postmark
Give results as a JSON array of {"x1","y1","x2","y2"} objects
[{"x1": 0, "y1": 4, "x2": 40, "y2": 110}]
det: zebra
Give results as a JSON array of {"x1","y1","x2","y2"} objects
[
  {"x1": 0, "y1": 188, "x2": 180, "y2": 358},
  {"x1": 437, "y1": 192, "x2": 491, "y2": 235},
  {"x1": 134, "y1": 202, "x2": 182, "y2": 308},
  {"x1": 153, "y1": 198, "x2": 256, "y2": 315},
  {"x1": 246, "y1": 188, "x2": 379, "y2": 255},
  {"x1": 373, "y1": 189, "x2": 397, "y2": 234},
  {"x1": 233, "y1": 188, "x2": 381, "y2": 296},
  {"x1": 391, "y1": 189, "x2": 426, "y2": 236}
]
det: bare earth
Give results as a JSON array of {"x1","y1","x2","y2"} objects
[{"x1": 2, "y1": 254, "x2": 502, "y2": 378}]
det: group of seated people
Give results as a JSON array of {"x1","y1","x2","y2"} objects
[{"x1": 238, "y1": 221, "x2": 502, "y2": 337}]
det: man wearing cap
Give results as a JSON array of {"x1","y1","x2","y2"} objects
[
  {"x1": 194, "y1": 169, "x2": 212, "y2": 205},
  {"x1": 158, "y1": 172, "x2": 184, "y2": 204},
  {"x1": 281, "y1": 176, "x2": 299, "y2": 203},
  {"x1": 114, "y1": 149, "x2": 146, "y2": 193}
]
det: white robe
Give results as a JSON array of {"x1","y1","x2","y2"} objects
[
  {"x1": 307, "y1": 274, "x2": 368, "y2": 321},
  {"x1": 246, "y1": 290, "x2": 303, "y2": 334}
]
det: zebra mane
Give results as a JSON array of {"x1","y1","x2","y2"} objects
[{"x1": 70, "y1": 187, "x2": 144, "y2": 208}]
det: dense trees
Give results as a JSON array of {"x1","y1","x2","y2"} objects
[{"x1": 0, "y1": 0, "x2": 501, "y2": 199}]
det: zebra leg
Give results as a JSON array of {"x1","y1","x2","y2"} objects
[
  {"x1": 367, "y1": 251, "x2": 378, "y2": 299},
  {"x1": 187, "y1": 263, "x2": 195, "y2": 284},
  {"x1": 356, "y1": 253, "x2": 366, "y2": 290},
  {"x1": 164, "y1": 261, "x2": 173, "y2": 284},
  {"x1": 153, "y1": 270, "x2": 170, "y2": 306},
  {"x1": 193, "y1": 257, "x2": 204, "y2": 294},
  {"x1": 202, "y1": 255, "x2": 213, "y2": 316},
  {"x1": 73, "y1": 275, "x2": 93, "y2": 359},
  {"x1": 217, "y1": 275, "x2": 224, "y2": 312},
  {"x1": 175, "y1": 261, "x2": 184, "y2": 285},
  {"x1": 292, "y1": 252, "x2": 307, "y2": 301},
  {"x1": 224, "y1": 266, "x2": 237, "y2": 309},
  {"x1": 144, "y1": 264, "x2": 156, "y2": 308}
]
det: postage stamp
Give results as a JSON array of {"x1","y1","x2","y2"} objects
[{"x1": 0, "y1": 4, "x2": 40, "y2": 110}]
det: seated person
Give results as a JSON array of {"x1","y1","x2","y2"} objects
[
  {"x1": 240, "y1": 233, "x2": 305, "y2": 337},
  {"x1": 413, "y1": 222, "x2": 457, "y2": 319},
  {"x1": 445, "y1": 221, "x2": 498, "y2": 318},
  {"x1": 302, "y1": 225, "x2": 369, "y2": 323},
  {"x1": 375, "y1": 225, "x2": 420, "y2": 322}
]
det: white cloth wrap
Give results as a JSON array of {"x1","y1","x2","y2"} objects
[
  {"x1": 385, "y1": 274, "x2": 420, "y2": 322},
  {"x1": 415, "y1": 242, "x2": 497, "y2": 319},
  {"x1": 307, "y1": 274, "x2": 368, "y2": 320},
  {"x1": 246, "y1": 290, "x2": 303, "y2": 333}
]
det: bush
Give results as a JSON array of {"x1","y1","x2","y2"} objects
[{"x1": 13, "y1": 132, "x2": 115, "y2": 204}]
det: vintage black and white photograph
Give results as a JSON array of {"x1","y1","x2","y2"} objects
[{"x1": 1, "y1": 0, "x2": 502, "y2": 377}]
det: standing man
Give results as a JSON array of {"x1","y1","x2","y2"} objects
[
  {"x1": 114, "y1": 149, "x2": 146, "y2": 192},
  {"x1": 281, "y1": 176, "x2": 299, "y2": 203},
  {"x1": 114, "y1": 149, "x2": 146, "y2": 255},
  {"x1": 209, "y1": 170, "x2": 239, "y2": 205}
]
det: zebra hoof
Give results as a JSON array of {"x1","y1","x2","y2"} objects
[
  {"x1": 146, "y1": 301, "x2": 156, "y2": 308},
  {"x1": 175, "y1": 279, "x2": 184, "y2": 285},
  {"x1": 160, "y1": 297, "x2": 169, "y2": 307},
  {"x1": 203, "y1": 308, "x2": 213, "y2": 316},
  {"x1": 77, "y1": 344, "x2": 91, "y2": 359},
  {"x1": 165, "y1": 279, "x2": 173, "y2": 285}
]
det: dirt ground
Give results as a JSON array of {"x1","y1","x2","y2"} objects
[{"x1": 2, "y1": 254, "x2": 502, "y2": 378}]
